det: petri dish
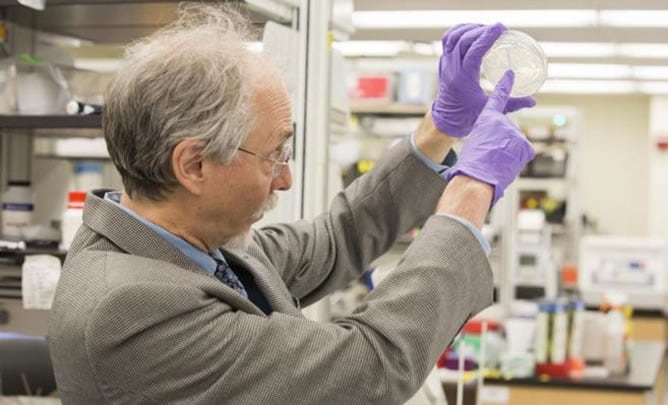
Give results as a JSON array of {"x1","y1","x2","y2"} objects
[{"x1": 480, "y1": 30, "x2": 548, "y2": 97}]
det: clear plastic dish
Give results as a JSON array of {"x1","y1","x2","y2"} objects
[{"x1": 481, "y1": 30, "x2": 548, "y2": 97}]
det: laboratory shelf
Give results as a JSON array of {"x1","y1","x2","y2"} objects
[
  {"x1": 0, "y1": 247, "x2": 67, "y2": 266},
  {"x1": 1, "y1": 0, "x2": 294, "y2": 44},
  {"x1": 0, "y1": 115, "x2": 102, "y2": 129},
  {"x1": 0, "y1": 0, "x2": 279, "y2": 7}
]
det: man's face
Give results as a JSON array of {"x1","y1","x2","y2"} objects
[{"x1": 201, "y1": 65, "x2": 293, "y2": 242}]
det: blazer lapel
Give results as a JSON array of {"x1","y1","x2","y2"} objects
[
  {"x1": 223, "y1": 249, "x2": 303, "y2": 317},
  {"x1": 82, "y1": 190, "x2": 265, "y2": 316}
]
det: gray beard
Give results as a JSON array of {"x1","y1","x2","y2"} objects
[
  {"x1": 223, "y1": 193, "x2": 278, "y2": 250},
  {"x1": 222, "y1": 231, "x2": 253, "y2": 250}
]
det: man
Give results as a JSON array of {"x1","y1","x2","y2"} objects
[{"x1": 48, "y1": 5, "x2": 534, "y2": 404}]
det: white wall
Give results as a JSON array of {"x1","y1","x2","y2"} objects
[
  {"x1": 535, "y1": 94, "x2": 650, "y2": 237},
  {"x1": 648, "y1": 97, "x2": 668, "y2": 240}
]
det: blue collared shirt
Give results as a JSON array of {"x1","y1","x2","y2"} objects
[
  {"x1": 409, "y1": 133, "x2": 491, "y2": 256},
  {"x1": 104, "y1": 192, "x2": 225, "y2": 276}
]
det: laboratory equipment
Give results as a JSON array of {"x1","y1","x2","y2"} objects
[
  {"x1": 1, "y1": 181, "x2": 33, "y2": 241},
  {"x1": 481, "y1": 30, "x2": 548, "y2": 97},
  {"x1": 579, "y1": 236, "x2": 668, "y2": 310},
  {"x1": 515, "y1": 210, "x2": 557, "y2": 297}
]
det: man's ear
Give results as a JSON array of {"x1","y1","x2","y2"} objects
[{"x1": 172, "y1": 139, "x2": 206, "y2": 195}]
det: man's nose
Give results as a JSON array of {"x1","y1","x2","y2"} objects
[{"x1": 272, "y1": 164, "x2": 292, "y2": 191}]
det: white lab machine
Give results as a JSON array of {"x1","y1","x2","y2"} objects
[
  {"x1": 579, "y1": 236, "x2": 668, "y2": 310},
  {"x1": 515, "y1": 210, "x2": 558, "y2": 298}
]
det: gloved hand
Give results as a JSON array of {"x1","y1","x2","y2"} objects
[
  {"x1": 431, "y1": 23, "x2": 536, "y2": 137},
  {"x1": 446, "y1": 70, "x2": 535, "y2": 206}
]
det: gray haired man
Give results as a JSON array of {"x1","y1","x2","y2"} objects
[{"x1": 49, "y1": 5, "x2": 534, "y2": 404}]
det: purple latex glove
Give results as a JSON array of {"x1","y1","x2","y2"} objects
[
  {"x1": 446, "y1": 70, "x2": 535, "y2": 206},
  {"x1": 431, "y1": 23, "x2": 536, "y2": 137}
]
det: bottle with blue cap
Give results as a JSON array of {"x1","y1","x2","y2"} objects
[
  {"x1": 550, "y1": 299, "x2": 568, "y2": 364},
  {"x1": 74, "y1": 161, "x2": 103, "y2": 191},
  {"x1": 568, "y1": 298, "x2": 586, "y2": 363},
  {"x1": 534, "y1": 300, "x2": 552, "y2": 364}
]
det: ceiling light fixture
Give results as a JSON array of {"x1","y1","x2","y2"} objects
[
  {"x1": 548, "y1": 63, "x2": 632, "y2": 79},
  {"x1": 618, "y1": 43, "x2": 668, "y2": 59},
  {"x1": 332, "y1": 41, "x2": 408, "y2": 57},
  {"x1": 539, "y1": 42, "x2": 617, "y2": 58},
  {"x1": 352, "y1": 10, "x2": 598, "y2": 29},
  {"x1": 632, "y1": 66, "x2": 668, "y2": 80},
  {"x1": 539, "y1": 80, "x2": 637, "y2": 94},
  {"x1": 638, "y1": 81, "x2": 668, "y2": 94},
  {"x1": 599, "y1": 10, "x2": 668, "y2": 27}
]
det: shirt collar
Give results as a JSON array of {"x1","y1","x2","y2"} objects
[{"x1": 104, "y1": 191, "x2": 223, "y2": 275}]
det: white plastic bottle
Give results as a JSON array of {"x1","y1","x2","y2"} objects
[
  {"x1": 533, "y1": 301, "x2": 551, "y2": 364},
  {"x1": 550, "y1": 300, "x2": 568, "y2": 364},
  {"x1": 73, "y1": 161, "x2": 103, "y2": 191},
  {"x1": 1, "y1": 180, "x2": 33, "y2": 241},
  {"x1": 568, "y1": 299, "x2": 586, "y2": 362},
  {"x1": 604, "y1": 306, "x2": 627, "y2": 375},
  {"x1": 60, "y1": 191, "x2": 86, "y2": 251}
]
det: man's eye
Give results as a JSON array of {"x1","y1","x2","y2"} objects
[{"x1": 269, "y1": 148, "x2": 282, "y2": 159}]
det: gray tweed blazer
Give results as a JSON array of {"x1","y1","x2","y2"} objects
[{"x1": 48, "y1": 139, "x2": 493, "y2": 404}]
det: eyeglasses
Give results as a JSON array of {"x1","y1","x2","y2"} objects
[{"x1": 237, "y1": 141, "x2": 292, "y2": 178}]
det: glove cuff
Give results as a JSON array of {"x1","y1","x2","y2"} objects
[
  {"x1": 430, "y1": 101, "x2": 471, "y2": 138},
  {"x1": 446, "y1": 166, "x2": 503, "y2": 205}
]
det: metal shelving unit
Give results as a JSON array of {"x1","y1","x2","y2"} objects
[
  {"x1": 0, "y1": 0, "x2": 339, "y2": 329},
  {"x1": 0, "y1": 115, "x2": 101, "y2": 129},
  {"x1": 1, "y1": 0, "x2": 297, "y2": 44},
  {"x1": 0, "y1": 0, "x2": 333, "y2": 222}
]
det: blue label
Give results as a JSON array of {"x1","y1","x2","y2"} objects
[{"x1": 1, "y1": 203, "x2": 34, "y2": 211}]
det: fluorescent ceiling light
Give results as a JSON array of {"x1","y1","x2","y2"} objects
[
  {"x1": 539, "y1": 42, "x2": 616, "y2": 58},
  {"x1": 352, "y1": 10, "x2": 597, "y2": 29},
  {"x1": 548, "y1": 63, "x2": 631, "y2": 79},
  {"x1": 333, "y1": 41, "x2": 408, "y2": 57},
  {"x1": 347, "y1": 58, "x2": 434, "y2": 72},
  {"x1": 413, "y1": 42, "x2": 439, "y2": 57},
  {"x1": 599, "y1": 10, "x2": 668, "y2": 27},
  {"x1": 632, "y1": 66, "x2": 668, "y2": 80},
  {"x1": 539, "y1": 80, "x2": 637, "y2": 94},
  {"x1": 549, "y1": 64, "x2": 668, "y2": 81},
  {"x1": 37, "y1": 32, "x2": 93, "y2": 48},
  {"x1": 638, "y1": 81, "x2": 668, "y2": 94},
  {"x1": 73, "y1": 58, "x2": 121, "y2": 73},
  {"x1": 618, "y1": 43, "x2": 668, "y2": 59}
]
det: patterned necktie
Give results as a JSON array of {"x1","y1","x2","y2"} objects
[{"x1": 213, "y1": 258, "x2": 248, "y2": 298}]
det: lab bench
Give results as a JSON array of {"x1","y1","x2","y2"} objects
[
  {"x1": 630, "y1": 310, "x2": 667, "y2": 342},
  {"x1": 487, "y1": 341, "x2": 665, "y2": 405},
  {"x1": 443, "y1": 341, "x2": 665, "y2": 405}
]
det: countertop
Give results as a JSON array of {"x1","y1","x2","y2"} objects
[{"x1": 485, "y1": 340, "x2": 665, "y2": 392}]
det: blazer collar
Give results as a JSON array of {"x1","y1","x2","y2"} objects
[
  {"x1": 222, "y1": 248, "x2": 303, "y2": 316},
  {"x1": 83, "y1": 190, "x2": 302, "y2": 317},
  {"x1": 82, "y1": 190, "x2": 265, "y2": 316}
]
